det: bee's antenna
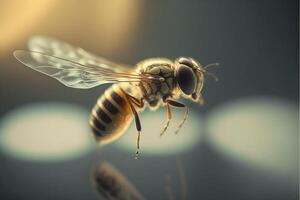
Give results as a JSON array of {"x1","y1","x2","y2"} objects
[
  {"x1": 200, "y1": 62, "x2": 220, "y2": 82},
  {"x1": 203, "y1": 62, "x2": 220, "y2": 70},
  {"x1": 203, "y1": 70, "x2": 219, "y2": 82}
]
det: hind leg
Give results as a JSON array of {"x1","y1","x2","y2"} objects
[
  {"x1": 126, "y1": 94, "x2": 144, "y2": 109},
  {"x1": 125, "y1": 94, "x2": 144, "y2": 159}
]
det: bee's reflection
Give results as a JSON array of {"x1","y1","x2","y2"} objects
[
  {"x1": 91, "y1": 159, "x2": 187, "y2": 200},
  {"x1": 91, "y1": 161, "x2": 145, "y2": 200}
]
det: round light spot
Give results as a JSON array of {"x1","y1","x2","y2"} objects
[
  {"x1": 115, "y1": 108, "x2": 203, "y2": 155},
  {"x1": 206, "y1": 98, "x2": 298, "y2": 177},
  {"x1": 0, "y1": 103, "x2": 95, "y2": 161}
]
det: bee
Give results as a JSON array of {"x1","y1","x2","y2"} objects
[{"x1": 14, "y1": 36, "x2": 219, "y2": 158}]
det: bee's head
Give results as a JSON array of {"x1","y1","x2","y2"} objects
[{"x1": 174, "y1": 57, "x2": 219, "y2": 104}]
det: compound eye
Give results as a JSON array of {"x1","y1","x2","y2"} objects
[
  {"x1": 178, "y1": 58, "x2": 194, "y2": 69},
  {"x1": 176, "y1": 65, "x2": 196, "y2": 95}
]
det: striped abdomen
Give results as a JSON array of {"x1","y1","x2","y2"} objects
[{"x1": 89, "y1": 84, "x2": 133, "y2": 144}]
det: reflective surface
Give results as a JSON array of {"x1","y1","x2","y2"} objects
[{"x1": 0, "y1": 0, "x2": 298, "y2": 200}]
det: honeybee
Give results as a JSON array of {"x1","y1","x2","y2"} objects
[{"x1": 14, "y1": 36, "x2": 219, "y2": 157}]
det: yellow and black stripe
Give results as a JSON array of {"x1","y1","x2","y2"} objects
[{"x1": 89, "y1": 84, "x2": 131, "y2": 141}]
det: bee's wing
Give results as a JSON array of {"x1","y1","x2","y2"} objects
[
  {"x1": 13, "y1": 50, "x2": 155, "y2": 89},
  {"x1": 28, "y1": 36, "x2": 132, "y2": 71}
]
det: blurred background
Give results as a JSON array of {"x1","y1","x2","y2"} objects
[{"x1": 0, "y1": 0, "x2": 298, "y2": 200}]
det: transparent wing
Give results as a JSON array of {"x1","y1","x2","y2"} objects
[
  {"x1": 13, "y1": 50, "x2": 156, "y2": 89},
  {"x1": 28, "y1": 35, "x2": 132, "y2": 71}
]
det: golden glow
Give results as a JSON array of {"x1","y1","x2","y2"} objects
[
  {"x1": 115, "y1": 109, "x2": 204, "y2": 155},
  {"x1": 92, "y1": 0, "x2": 142, "y2": 54},
  {"x1": 206, "y1": 98, "x2": 298, "y2": 177},
  {"x1": 0, "y1": 103, "x2": 95, "y2": 161},
  {"x1": 0, "y1": 0, "x2": 56, "y2": 53},
  {"x1": 0, "y1": 0, "x2": 142, "y2": 55}
]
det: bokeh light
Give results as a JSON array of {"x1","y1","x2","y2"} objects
[
  {"x1": 206, "y1": 97, "x2": 298, "y2": 178},
  {"x1": 0, "y1": 103, "x2": 95, "y2": 161},
  {"x1": 116, "y1": 108, "x2": 204, "y2": 156}
]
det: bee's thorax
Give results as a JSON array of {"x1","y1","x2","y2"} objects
[{"x1": 135, "y1": 58, "x2": 177, "y2": 109}]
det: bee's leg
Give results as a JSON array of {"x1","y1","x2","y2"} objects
[
  {"x1": 126, "y1": 94, "x2": 144, "y2": 108},
  {"x1": 160, "y1": 103, "x2": 172, "y2": 137},
  {"x1": 166, "y1": 99, "x2": 189, "y2": 134},
  {"x1": 125, "y1": 94, "x2": 144, "y2": 159}
]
